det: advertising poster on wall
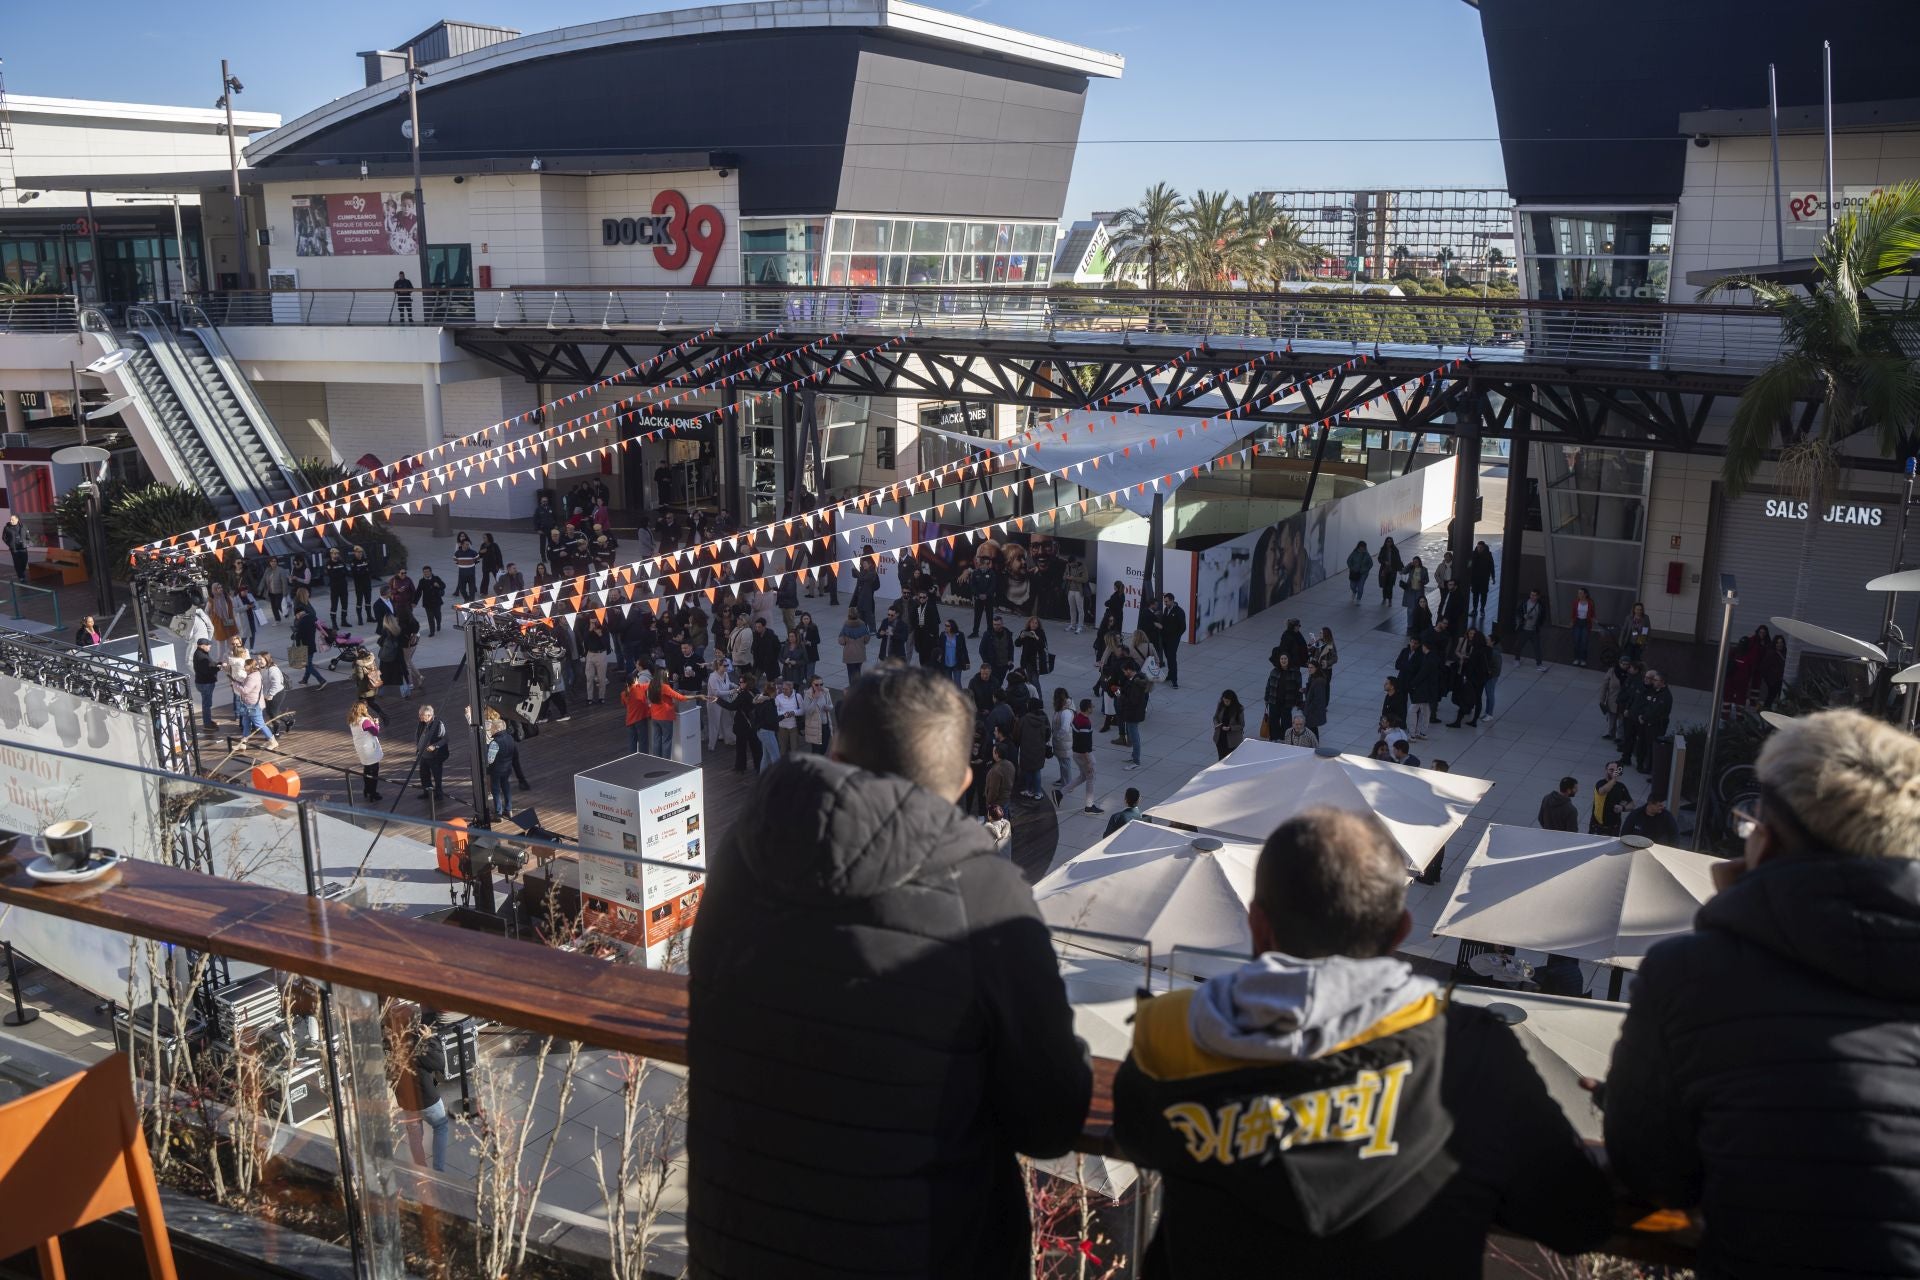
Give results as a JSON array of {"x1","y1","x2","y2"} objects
[
  {"x1": 1191, "y1": 458, "x2": 1456, "y2": 642},
  {"x1": 574, "y1": 755, "x2": 706, "y2": 968},
  {"x1": 1091, "y1": 541, "x2": 1197, "y2": 641},
  {"x1": 291, "y1": 191, "x2": 421, "y2": 257},
  {"x1": 835, "y1": 514, "x2": 919, "y2": 604}
]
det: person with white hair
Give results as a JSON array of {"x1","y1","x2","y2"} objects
[
  {"x1": 1279, "y1": 707, "x2": 1318, "y2": 748},
  {"x1": 1604, "y1": 709, "x2": 1920, "y2": 1278}
]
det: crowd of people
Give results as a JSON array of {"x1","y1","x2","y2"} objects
[{"x1": 682, "y1": 648, "x2": 1920, "y2": 1279}]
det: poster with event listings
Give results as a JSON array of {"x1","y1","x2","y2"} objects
[{"x1": 291, "y1": 191, "x2": 421, "y2": 257}]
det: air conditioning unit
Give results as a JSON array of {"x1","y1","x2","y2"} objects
[{"x1": 1, "y1": 433, "x2": 28, "y2": 449}]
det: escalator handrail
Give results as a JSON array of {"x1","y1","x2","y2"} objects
[
  {"x1": 77, "y1": 310, "x2": 232, "y2": 507},
  {"x1": 126, "y1": 305, "x2": 279, "y2": 513},
  {"x1": 178, "y1": 303, "x2": 306, "y2": 499}
]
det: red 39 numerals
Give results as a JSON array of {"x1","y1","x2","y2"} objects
[{"x1": 652, "y1": 189, "x2": 726, "y2": 286}]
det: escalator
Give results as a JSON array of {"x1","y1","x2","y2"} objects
[
  {"x1": 126, "y1": 306, "x2": 295, "y2": 517},
  {"x1": 174, "y1": 326, "x2": 298, "y2": 510},
  {"x1": 113, "y1": 330, "x2": 244, "y2": 520}
]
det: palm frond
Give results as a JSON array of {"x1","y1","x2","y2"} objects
[{"x1": 1722, "y1": 355, "x2": 1819, "y2": 496}]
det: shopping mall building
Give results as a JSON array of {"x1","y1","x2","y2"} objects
[
  {"x1": 0, "y1": 1, "x2": 1120, "y2": 529},
  {"x1": 1474, "y1": 0, "x2": 1920, "y2": 652}
]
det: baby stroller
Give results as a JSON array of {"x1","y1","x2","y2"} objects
[{"x1": 320, "y1": 622, "x2": 368, "y2": 671}]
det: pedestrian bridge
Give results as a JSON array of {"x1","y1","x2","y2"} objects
[{"x1": 6, "y1": 285, "x2": 1785, "y2": 385}]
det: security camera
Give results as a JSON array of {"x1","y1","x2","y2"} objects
[
  {"x1": 454, "y1": 174, "x2": 465, "y2": 184},
  {"x1": 1691, "y1": 134, "x2": 1712, "y2": 149},
  {"x1": 718, "y1": 167, "x2": 731, "y2": 178}
]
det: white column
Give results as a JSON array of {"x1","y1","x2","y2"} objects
[
  {"x1": 2, "y1": 390, "x2": 24, "y2": 435},
  {"x1": 422, "y1": 367, "x2": 451, "y2": 536}
]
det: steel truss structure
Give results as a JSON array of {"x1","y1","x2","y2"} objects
[{"x1": 453, "y1": 327, "x2": 1886, "y2": 468}]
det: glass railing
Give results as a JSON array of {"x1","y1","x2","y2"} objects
[
  {"x1": 0, "y1": 741, "x2": 1155, "y2": 1278},
  {"x1": 0, "y1": 740, "x2": 1699, "y2": 1278}
]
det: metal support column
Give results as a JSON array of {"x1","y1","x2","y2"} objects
[
  {"x1": 1144, "y1": 492, "x2": 1166, "y2": 611},
  {"x1": 1450, "y1": 389, "x2": 1483, "y2": 574},
  {"x1": 462, "y1": 614, "x2": 491, "y2": 827},
  {"x1": 1299, "y1": 423, "x2": 1333, "y2": 510},
  {"x1": 718, "y1": 385, "x2": 741, "y2": 524},
  {"x1": 1496, "y1": 410, "x2": 1532, "y2": 634}
]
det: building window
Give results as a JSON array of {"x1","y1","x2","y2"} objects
[
  {"x1": 1519, "y1": 210, "x2": 1674, "y2": 302},
  {"x1": 818, "y1": 216, "x2": 1059, "y2": 289}
]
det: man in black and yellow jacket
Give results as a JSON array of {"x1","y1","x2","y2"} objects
[{"x1": 1113, "y1": 808, "x2": 1611, "y2": 1278}]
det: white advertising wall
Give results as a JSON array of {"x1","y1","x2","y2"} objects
[
  {"x1": 1090, "y1": 538, "x2": 1196, "y2": 642},
  {"x1": 1192, "y1": 457, "x2": 1457, "y2": 643},
  {"x1": 575, "y1": 755, "x2": 707, "y2": 968},
  {"x1": 835, "y1": 514, "x2": 916, "y2": 604},
  {"x1": 0, "y1": 674, "x2": 168, "y2": 1005}
]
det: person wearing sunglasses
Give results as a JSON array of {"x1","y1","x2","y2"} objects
[{"x1": 1603, "y1": 709, "x2": 1920, "y2": 1279}]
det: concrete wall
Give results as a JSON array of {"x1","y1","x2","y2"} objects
[
  {"x1": 261, "y1": 169, "x2": 742, "y2": 290},
  {"x1": 253, "y1": 381, "x2": 330, "y2": 460},
  {"x1": 1672, "y1": 131, "x2": 1920, "y2": 299},
  {"x1": 838, "y1": 48, "x2": 1083, "y2": 220}
]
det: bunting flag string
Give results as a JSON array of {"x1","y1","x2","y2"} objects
[
  {"x1": 169, "y1": 334, "x2": 917, "y2": 562},
  {"x1": 144, "y1": 327, "x2": 728, "y2": 553},
  {"x1": 481, "y1": 391, "x2": 1376, "y2": 630},
  {"x1": 482, "y1": 358, "x2": 1465, "y2": 626},
  {"x1": 483, "y1": 351, "x2": 1388, "y2": 617},
  {"x1": 154, "y1": 329, "x2": 851, "y2": 559}
]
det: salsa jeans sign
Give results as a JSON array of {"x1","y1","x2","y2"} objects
[{"x1": 600, "y1": 190, "x2": 726, "y2": 286}]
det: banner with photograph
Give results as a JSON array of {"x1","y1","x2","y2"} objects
[
  {"x1": 1192, "y1": 458, "x2": 1456, "y2": 643},
  {"x1": 291, "y1": 191, "x2": 422, "y2": 257}
]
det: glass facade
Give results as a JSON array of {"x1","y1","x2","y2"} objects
[
  {"x1": 820, "y1": 216, "x2": 1054, "y2": 287},
  {"x1": 740, "y1": 218, "x2": 826, "y2": 286},
  {"x1": 1537, "y1": 443, "x2": 1651, "y2": 625},
  {"x1": 816, "y1": 394, "x2": 871, "y2": 497},
  {"x1": 0, "y1": 221, "x2": 204, "y2": 306},
  {"x1": 1520, "y1": 209, "x2": 1673, "y2": 302}
]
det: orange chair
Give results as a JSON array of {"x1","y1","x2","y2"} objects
[{"x1": 0, "y1": 1053, "x2": 177, "y2": 1279}]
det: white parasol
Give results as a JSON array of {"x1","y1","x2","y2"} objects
[
  {"x1": 1433, "y1": 824, "x2": 1720, "y2": 970},
  {"x1": 1449, "y1": 986, "x2": 1625, "y2": 1141},
  {"x1": 1035, "y1": 819, "x2": 1262, "y2": 957},
  {"x1": 1143, "y1": 740, "x2": 1493, "y2": 874}
]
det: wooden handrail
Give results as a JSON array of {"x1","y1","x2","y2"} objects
[
  {"x1": 0, "y1": 851, "x2": 1117, "y2": 1152},
  {"x1": 0, "y1": 851, "x2": 1692, "y2": 1266}
]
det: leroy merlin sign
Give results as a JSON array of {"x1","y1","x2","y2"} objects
[{"x1": 600, "y1": 189, "x2": 727, "y2": 286}]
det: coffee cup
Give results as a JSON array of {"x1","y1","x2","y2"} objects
[{"x1": 42, "y1": 820, "x2": 93, "y2": 872}]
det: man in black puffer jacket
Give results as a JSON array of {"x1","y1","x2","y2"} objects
[
  {"x1": 687, "y1": 666, "x2": 1092, "y2": 1279},
  {"x1": 1605, "y1": 708, "x2": 1920, "y2": 1278}
]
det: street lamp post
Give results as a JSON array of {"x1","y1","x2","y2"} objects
[
  {"x1": 217, "y1": 61, "x2": 251, "y2": 291},
  {"x1": 1694, "y1": 574, "x2": 1738, "y2": 850},
  {"x1": 403, "y1": 49, "x2": 431, "y2": 312}
]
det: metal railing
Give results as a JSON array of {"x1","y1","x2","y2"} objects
[
  {"x1": 5, "y1": 580, "x2": 62, "y2": 632},
  {"x1": 0, "y1": 293, "x2": 80, "y2": 334},
  {"x1": 188, "y1": 283, "x2": 1788, "y2": 377}
]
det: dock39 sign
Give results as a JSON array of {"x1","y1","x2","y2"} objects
[{"x1": 601, "y1": 190, "x2": 725, "y2": 286}]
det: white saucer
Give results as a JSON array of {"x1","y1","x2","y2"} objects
[{"x1": 24, "y1": 853, "x2": 124, "y2": 883}]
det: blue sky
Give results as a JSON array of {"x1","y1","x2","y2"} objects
[{"x1": 1, "y1": 0, "x2": 1506, "y2": 218}]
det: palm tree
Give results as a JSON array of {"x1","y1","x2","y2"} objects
[
  {"x1": 1107, "y1": 183, "x2": 1187, "y2": 293},
  {"x1": 1238, "y1": 193, "x2": 1315, "y2": 288},
  {"x1": 1707, "y1": 181, "x2": 1920, "y2": 652},
  {"x1": 1391, "y1": 243, "x2": 1415, "y2": 279},
  {"x1": 1176, "y1": 190, "x2": 1258, "y2": 289}
]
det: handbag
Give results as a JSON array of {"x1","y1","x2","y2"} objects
[
  {"x1": 1042, "y1": 651, "x2": 1057, "y2": 674},
  {"x1": 1259, "y1": 713, "x2": 1271, "y2": 739},
  {"x1": 288, "y1": 643, "x2": 311, "y2": 670}
]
